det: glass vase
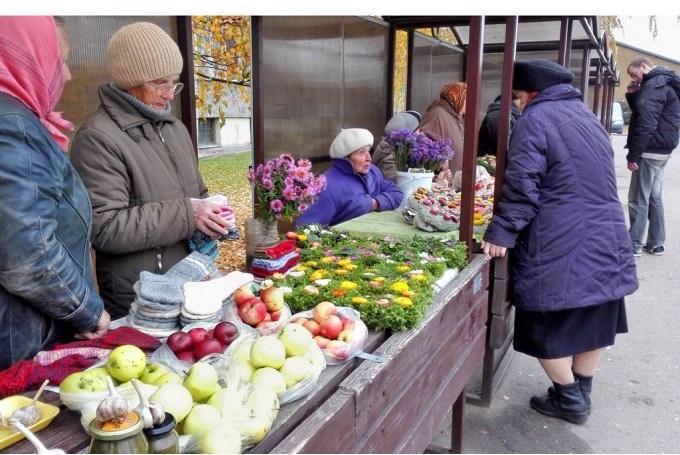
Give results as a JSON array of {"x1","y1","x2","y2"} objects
[{"x1": 245, "y1": 218, "x2": 280, "y2": 269}]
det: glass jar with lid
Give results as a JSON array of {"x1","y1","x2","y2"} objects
[
  {"x1": 88, "y1": 411, "x2": 149, "y2": 454},
  {"x1": 143, "y1": 412, "x2": 179, "y2": 454}
]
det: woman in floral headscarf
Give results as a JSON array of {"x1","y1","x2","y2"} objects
[{"x1": 418, "y1": 82, "x2": 467, "y2": 180}]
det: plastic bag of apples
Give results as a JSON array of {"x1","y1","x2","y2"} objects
[
  {"x1": 227, "y1": 281, "x2": 292, "y2": 336},
  {"x1": 290, "y1": 302, "x2": 368, "y2": 365}
]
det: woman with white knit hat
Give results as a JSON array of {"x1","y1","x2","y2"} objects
[
  {"x1": 70, "y1": 22, "x2": 233, "y2": 319},
  {"x1": 295, "y1": 128, "x2": 403, "y2": 228}
]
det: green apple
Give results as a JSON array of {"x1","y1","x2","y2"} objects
[
  {"x1": 152, "y1": 371, "x2": 183, "y2": 386},
  {"x1": 197, "y1": 418, "x2": 243, "y2": 454},
  {"x1": 233, "y1": 404, "x2": 273, "y2": 445},
  {"x1": 230, "y1": 339, "x2": 253, "y2": 363},
  {"x1": 149, "y1": 383, "x2": 194, "y2": 423},
  {"x1": 302, "y1": 342, "x2": 326, "y2": 372},
  {"x1": 246, "y1": 384, "x2": 280, "y2": 418},
  {"x1": 249, "y1": 335, "x2": 286, "y2": 369},
  {"x1": 59, "y1": 371, "x2": 105, "y2": 394},
  {"x1": 278, "y1": 355, "x2": 313, "y2": 388},
  {"x1": 278, "y1": 323, "x2": 313, "y2": 357},
  {"x1": 139, "y1": 363, "x2": 169, "y2": 384},
  {"x1": 250, "y1": 367, "x2": 286, "y2": 394},
  {"x1": 86, "y1": 367, "x2": 112, "y2": 390},
  {"x1": 206, "y1": 386, "x2": 248, "y2": 416},
  {"x1": 182, "y1": 403, "x2": 222, "y2": 435},
  {"x1": 182, "y1": 362, "x2": 219, "y2": 403},
  {"x1": 234, "y1": 359, "x2": 256, "y2": 382},
  {"x1": 106, "y1": 344, "x2": 147, "y2": 383}
]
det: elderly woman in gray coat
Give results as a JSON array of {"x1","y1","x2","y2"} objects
[
  {"x1": 70, "y1": 22, "x2": 232, "y2": 319},
  {"x1": 482, "y1": 59, "x2": 638, "y2": 425}
]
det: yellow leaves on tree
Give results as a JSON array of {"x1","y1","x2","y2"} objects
[{"x1": 192, "y1": 16, "x2": 251, "y2": 124}]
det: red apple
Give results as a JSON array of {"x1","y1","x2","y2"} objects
[
  {"x1": 212, "y1": 321, "x2": 239, "y2": 347},
  {"x1": 303, "y1": 319, "x2": 321, "y2": 337},
  {"x1": 193, "y1": 338, "x2": 224, "y2": 360},
  {"x1": 292, "y1": 317, "x2": 308, "y2": 325},
  {"x1": 340, "y1": 317, "x2": 356, "y2": 331},
  {"x1": 313, "y1": 301, "x2": 338, "y2": 324},
  {"x1": 260, "y1": 286, "x2": 285, "y2": 312},
  {"x1": 166, "y1": 331, "x2": 193, "y2": 354},
  {"x1": 326, "y1": 339, "x2": 348, "y2": 360},
  {"x1": 269, "y1": 309, "x2": 283, "y2": 322},
  {"x1": 187, "y1": 327, "x2": 210, "y2": 346},
  {"x1": 337, "y1": 329, "x2": 353, "y2": 343},
  {"x1": 233, "y1": 285, "x2": 256, "y2": 307},
  {"x1": 176, "y1": 350, "x2": 196, "y2": 363},
  {"x1": 319, "y1": 314, "x2": 343, "y2": 339},
  {"x1": 238, "y1": 299, "x2": 268, "y2": 326},
  {"x1": 314, "y1": 335, "x2": 331, "y2": 349}
]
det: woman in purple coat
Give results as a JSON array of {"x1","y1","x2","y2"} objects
[
  {"x1": 295, "y1": 128, "x2": 403, "y2": 228},
  {"x1": 482, "y1": 60, "x2": 638, "y2": 424}
]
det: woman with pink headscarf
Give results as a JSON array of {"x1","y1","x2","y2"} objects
[
  {"x1": 0, "y1": 16, "x2": 110, "y2": 370},
  {"x1": 418, "y1": 82, "x2": 467, "y2": 181}
]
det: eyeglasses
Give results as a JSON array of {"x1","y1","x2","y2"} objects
[{"x1": 146, "y1": 81, "x2": 184, "y2": 95}]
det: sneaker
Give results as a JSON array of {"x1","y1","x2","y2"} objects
[
  {"x1": 633, "y1": 249, "x2": 642, "y2": 257},
  {"x1": 642, "y1": 245, "x2": 664, "y2": 255}
]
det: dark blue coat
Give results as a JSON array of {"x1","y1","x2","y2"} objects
[
  {"x1": 295, "y1": 158, "x2": 403, "y2": 228},
  {"x1": 483, "y1": 84, "x2": 638, "y2": 312},
  {"x1": 625, "y1": 65, "x2": 680, "y2": 162},
  {"x1": 0, "y1": 93, "x2": 104, "y2": 369}
]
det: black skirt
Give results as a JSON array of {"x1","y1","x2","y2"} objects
[{"x1": 513, "y1": 298, "x2": 628, "y2": 359}]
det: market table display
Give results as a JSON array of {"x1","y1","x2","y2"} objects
[{"x1": 0, "y1": 222, "x2": 488, "y2": 454}]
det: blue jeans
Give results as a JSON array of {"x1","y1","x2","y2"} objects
[{"x1": 628, "y1": 157, "x2": 669, "y2": 251}]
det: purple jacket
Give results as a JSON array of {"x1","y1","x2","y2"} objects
[
  {"x1": 483, "y1": 84, "x2": 638, "y2": 312},
  {"x1": 295, "y1": 158, "x2": 403, "y2": 228}
]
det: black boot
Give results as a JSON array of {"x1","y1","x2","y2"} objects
[
  {"x1": 531, "y1": 379, "x2": 589, "y2": 424},
  {"x1": 547, "y1": 372, "x2": 593, "y2": 411}
]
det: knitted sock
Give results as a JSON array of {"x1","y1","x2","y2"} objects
[
  {"x1": 252, "y1": 251, "x2": 299, "y2": 271},
  {"x1": 137, "y1": 271, "x2": 187, "y2": 306},
  {"x1": 264, "y1": 239, "x2": 297, "y2": 259},
  {"x1": 166, "y1": 251, "x2": 222, "y2": 281},
  {"x1": 182, "y1": 271, "x2": 254, "y2": 317},
  {"x1": 188, "y1": 230, "x2": 219, "y2": 260},
  {"x1": 180, "y1": 309, "x2": 224, "y2": 327},
  {"x1": 251, "y1": 254, "x2": 300, "y2": 278}
]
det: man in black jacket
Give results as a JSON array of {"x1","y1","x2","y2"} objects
[
  {"x1": 625, "y1": 56, "x2": 680, "y2": 257},
  {"x1": 477, "y1": 93, "x2": 521, "y2": 157}
]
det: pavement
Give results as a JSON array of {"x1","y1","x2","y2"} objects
[
  {"x1": 198, "y1": 144, "x2": 251, "y2": 159},
  {"x1": 430, "y1": 133, "x2": 680, "y2": 454}
]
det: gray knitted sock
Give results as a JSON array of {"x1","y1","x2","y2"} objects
[{"x1": 138, "y1": 252, "x2": 222, "y2": 305}]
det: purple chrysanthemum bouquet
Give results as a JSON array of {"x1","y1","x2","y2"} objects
[{"x1": 247, "y1": 153, "x2": 327, "y2": 223}]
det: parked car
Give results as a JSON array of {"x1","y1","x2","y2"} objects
[{"x1": 611, "y1": 102, "x2": 624, "y2": 134}]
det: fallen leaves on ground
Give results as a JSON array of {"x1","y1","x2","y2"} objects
[{"x1": 199, "y1": 152, "x2": 253, "y2": 274}]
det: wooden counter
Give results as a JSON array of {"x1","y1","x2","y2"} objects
[
  {"x1": 264, "y1": 253, "x2": 490, "y2": 454},
  {"x1": 1, "y1": 254, "x2": 489, "y2": 454}
]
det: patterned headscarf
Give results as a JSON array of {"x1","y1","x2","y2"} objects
[
  {"x1": 440, "y1": 82, "x2": 468, "y2": 115},
  {"x1": 0, "y1": 16, "x2": 73, "y2": 150}
]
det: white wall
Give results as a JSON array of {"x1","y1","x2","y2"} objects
[{"x1": 220, "y1": 118, "x2": 252, "y2": 147}]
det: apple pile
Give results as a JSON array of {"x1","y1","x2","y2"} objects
[
  {"x1": 227, "y1": 324, "x2": 325, "y2": 402},
  {"x1": 147, "y1": 361, "x2": 280, "y2": 449},
  {"x1": 165, "y1": 321, "x2": 239, "y2": 364},
  {"x1": 233, "y1": 284, "x2": 286, "y2": 330},
  {"x1": 292, "y1": 301, "x2": 355, "y2": 353}
]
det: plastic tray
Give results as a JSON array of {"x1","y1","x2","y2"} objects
[{"x1": 0, "y1": 395, "x2": 60, "y2": 450}]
